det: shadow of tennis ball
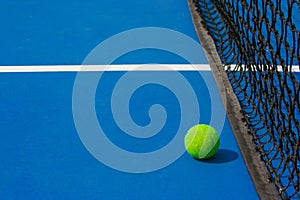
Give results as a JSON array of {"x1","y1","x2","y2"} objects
[{"x1": 194, "y1": 149, "x2": 239, "y2": 164}]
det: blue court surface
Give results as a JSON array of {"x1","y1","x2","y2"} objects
[{"x1": 0, "y1": 1, "x2": 259, "y2": 199}]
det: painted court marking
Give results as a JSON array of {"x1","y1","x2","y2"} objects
[
  {"x1": 0, "y1": 64, "x2": 211, "y2": 72},
  {"x1": 0, "y1": 64, "x2": 298, "y2": 72}
]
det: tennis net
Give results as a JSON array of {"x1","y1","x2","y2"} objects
[{"x1": 191, "y1": 0, "x2": 300, "y2": 199}]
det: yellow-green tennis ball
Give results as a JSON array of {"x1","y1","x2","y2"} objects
[{"x1": 184, "y1": 124, "x2": 220, "y2": 159}]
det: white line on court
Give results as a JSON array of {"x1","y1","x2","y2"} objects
[
  {"x1": 0, "y1": 64, "x2": 298, "y2": 72},
  {"x1": 0, "y1": 64, "x2": 211, "y2": 72}
]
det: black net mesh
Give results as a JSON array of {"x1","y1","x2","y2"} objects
[{"x1": 192, "y1": 0, "x2": 300, "y2": 199}]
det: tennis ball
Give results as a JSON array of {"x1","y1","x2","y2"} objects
[{"x1": 184, "y1": 124, "x2": 220, "y2": 159}]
